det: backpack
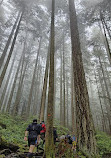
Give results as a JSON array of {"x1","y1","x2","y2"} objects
[
  {"x1": 40, "y1": 123, "x2": 46, "y2": 134},
  {"x1": 66, "y1": 135, "x2": 72, "y2": 144},
  {"x1": 28, "y1": 123, "x2": 41, "y2": 139}
]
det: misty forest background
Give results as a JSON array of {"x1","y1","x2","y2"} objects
[{"x1": 0, "y1": 0, "x2": 111, "y2": 157}]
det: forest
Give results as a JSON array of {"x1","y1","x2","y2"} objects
[{"x1": 0, "y1": 0, "x2": 111, "y2": 158}]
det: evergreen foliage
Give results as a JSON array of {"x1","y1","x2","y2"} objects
[{"x1": 96, "y1": 131, "x2": 111, "y2": 156}]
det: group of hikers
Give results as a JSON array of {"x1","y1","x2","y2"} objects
[{"x1": 24, "y1": 119, "x2": 77, "y2": 158}]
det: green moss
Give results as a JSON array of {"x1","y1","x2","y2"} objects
[{"x1": 0, "y1": 155, "x2": 5, "y2": 158}]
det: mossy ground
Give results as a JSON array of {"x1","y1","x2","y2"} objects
[{"x1": 0, "y1": 112, "x2": 111, "y2": 157}]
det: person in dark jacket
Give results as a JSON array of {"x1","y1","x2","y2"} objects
[
  {"x1": 24, "y1": 119, "x2": 42, "y2": 158},
  {"x1": 53, "y1": 126, "x2": 58, "y2": 144},
  {"x1": 66, "y1": 134, "x2": 73, "y2": 144}
]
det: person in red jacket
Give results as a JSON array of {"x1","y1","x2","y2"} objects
[{"x1": 40, "y1": 121, "x2": 46, "y2": 145}]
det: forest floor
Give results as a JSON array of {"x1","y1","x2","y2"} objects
[{"x1": 0, "y1": 113, "x2": 111, "y2": 158}]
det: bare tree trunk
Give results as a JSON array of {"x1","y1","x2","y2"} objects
[
  {"x1": 63, "y1": 34, "x2": 66, "y2": 127},
  {"x1": 0, "y1": 51, "x2": 16, "y2": 110},
  {"x1": 45, "y1": 0, "x2": 55, "y2": 157},
  {"x1": 98, "y1": 56, "x2": 111, "y2": 113},
  {"x1": 100, "y1": 12, "x2": 111, "y2": 40},
  {"x1": 69, "y1": 0, "x2": 96, "y2": 153},
  {"x1": 98, "y1": 70, "x2": 111, "y2": 134},
  {"x1": 60, "y1": 44, "x2": 63, "y2": 125},
  {"x1": 71, "y1": 62, "x2": 76, "y2": 135},
  {"x1": 12, "y1": 53, "x2": 30, "y2": 115},
  {"x1": 40, "y1": 48, "x2": 50, "y2": 122},
  {"x1": 2, "y1": 75, "x2": 14, "y2": 112},
  {"x1": 103, "y1": 61, "x2": 111, "y2": 90},
  {"x1": 6, "y1": 55, "x2": 22, "y2": 113},
  {"x1": 66, "y1": 75, "x2": 69, "y2": 128},
  {"x1": 6, "y1": 39, "x2": 26, "y2": 113},
  {"x1": 94, "y1": 68, "x2": 106, "y2": 132},
  {"x1": 100, "y1": 12, "x2": 111, "y2": 65},
  {"x1": 27, "y1": 37, "x2": 42, "y2": 116},
  {"x1": 0, "y1": 12, "x2": 23, "y2": 88},
  {"x1": 33, "y1": 58, "x2": 40, "y2": 115},
  {"x1": 0, "y1": 12, "x2": 20, "y2": 69}
]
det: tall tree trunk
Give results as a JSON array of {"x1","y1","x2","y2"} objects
[
  {"x1": 98, "y1": 56, "x2": 111, "y2": 133},
  {"x1": 60, "y1": 45, "x2": 63, "y2": 125},
  {"x1": 71, "y1": 62, "x2": 76, "y2": 135},
  {"x1": 2, "y1": 75, "x2": 14, "y2": 112},
  {"x1": 12, "y1": 54, "x2": 30, "y2": 115},
  {"x1": 100, "y1": 12, "x2": 111, "y2": 65},
  {"x1": 6, "y1": 56, "x2": 22, "y2": 113},
  {"x1": 0, "y1": 51, "x2": 16, "y2": 110},
  {"x1": 45, "y1": 0, "x2": 55, "y2": 157},
  {"x1": 40, "y1": 49, "x2": 50, "y2": 122},
  {"x1": 0, "y1": 12, "x2": 20, "y2": 69},
  {"x1": 100, "y1": 12, "x2": 111, "y2": 40},
  {"x1": 12, "y1": 37, "x2": 32, "y2": 115},
  {"x1": 69, "y1": 0, "x2": 96, "y2": 153},
  {"x1": 6, "y1": 39, "x2": 26, "y2": 113},
  {"x1": 98, "y1": 56, "x2": 111, "y2": 112},
  {"x1": 33, "y1": 58, "x2": 40, "y2": 115},
  {"x1": 94, "y1": 68, "x2": 106, "y2": 132},
  {"x1": 63, "y1": 34, "x2": 66, "y2": 127},
  {"x1": 0, "y1": 12, "x2": 23, "y2": 88},
  {"x1": 66, "y1": 75, "x2": 69, "y2": 128},
  {"x1": 103, "y1": 61, "x2": 111, "y2": 90},
  {"x1": 26, "y1": 37, "x2": 42, "y2": 116},
  {"x1": 98, "y1": 70, "x2": 111, "y2": 133}
]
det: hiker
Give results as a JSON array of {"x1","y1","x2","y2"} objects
[
  {"x1": 40, "y1": 121, "x2": 46, "y2": 140},
  {"x1": 72, "y1": 134, "x2": 77, "y2": 151},
  {"x1": 40, "y1": 121, "x2": 46, "y2": 147},
  {"x1": 24, "y1": 119, "x2": 42, "y2": 158},
  {"x1": 60, "y1": 133, "x2": 66, "y2": 141},
  {"x1": 66, "y1": 134, "x2": 73, "y2": 144},
  {"x1": 53, "y1": 126, "x2": 58, "y2": 144}
]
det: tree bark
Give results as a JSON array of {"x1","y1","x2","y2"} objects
[
  {"x1": 0, "y1": 51, "x2": 16, "y2": 110},
  {"x1": 40, "y1": 48, "x2": 50, "y2": 122},
  {"x1": 71, "y1": 62, "x2": 76, "y2": 135},
  {"x1": 12, "y1": 53, "x2": 30, "y2": 115},
  {"x1": 45, "y1": 0, "x2": 55, "y2": 157},
  {"x1": 94, "y1": 68, "x2": 106, "y2": 132},
  {"x1": 26, "y1": 37, "x2": 42, "y2": 117},
  {"x1": 66, "y1": 75, "x2": 69, "y2": 128},
  {"x1": 63, "y1": 34, "x2": 66, "y2": 127},
  {"x1": 60, "y1": 44, "x2": 63, "y2": 125},
  {"x1": 6, "y1": 39, "x2": 26, "y2": 113},
  {"x1": 0, "y1": 12, "x2": 20, "y2": 69},
  {"x1": 0, "y1": 12, "x2": 23, "y2": 88},
  {"x1": 98, "y1": 56, "x2": 111, "y2": 112},
  {"x1": 100, "y1": 12, "x2": 111, "y2": 66},
  {"x1": 98, "y1": 69, "x2": 111, "y2": 134},
  {"x1": 69, "y1": 0, "x2": 96, "y2": 153}
]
